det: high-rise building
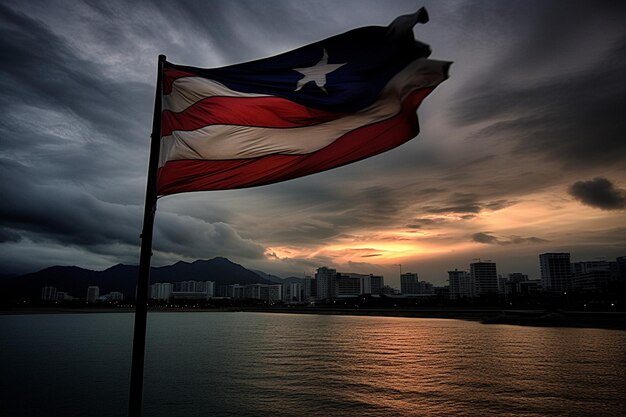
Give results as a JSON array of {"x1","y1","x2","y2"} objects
[
  {"x1": 205, "y1": 281, "x2": 215, "y2": 298},
  {"x1": 572, "y1": 260, "x2": 612, "y2": 276},
  {"x1": 508, "y1": 273, "x2": 529, "y2": 282},
  {"x1": 150, "y1": 282, "x2": 173, "y2": 301},
  {"x1": 367, "y1": 275, "x2": 384, "y2": 295},
  {"x1": 617, "y1": 256, "x2": 626, "y2": 280},
  {"x1": 41, "y1": 286, "x2": 57, "y2": 301},
  {"x1": 400, "y1": 273, "x2": 419, "y2": 295},
  {"x1": 336, "y1": 273, "x2": 365, "y2": 297},
  {"x1": 303, "y1": 276, "x2": 317, "y2": 300},
  {"x1": 470, "y1": 261, "x2": 498, "y2": 296},
  {"x1": 284, "y1": 282, "x2": 303, "y2": 303},
  {"x1": 539, "y1": 253, "x2": 572, "y2": 291},
  {"x1": 55, "y1": 292, "x2": 73, "y2": 301},
  {"x1": 86, "y1": 286, "x2": 100, "y2": 303},
  {"x1": 267, "y1": 284, "x2": 282, "y2": 302},
  {"x1": 447, "y1": 270, "x2": 474, "y2": 299},
  {"x1": 107, "y1": 291, "x2": 124, "y2": 301},
  {"x1": 316, "y1": 267, "x2": 337, "y2": 300}
]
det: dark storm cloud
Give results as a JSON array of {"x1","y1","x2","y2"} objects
[
  {"x1": 450, "y1": 1, "x2": 626, "y2": 168},
  {"x1": 0, "y1": 2, "x2": 156, "y2": 212},
  {"x1": 0, "y1": 4, "x2": 153, "y2": 146},
  {"x1": 424, "y1": 193, "x2": 516, "y2": 215},
  {"x1": 472, "y1": 232, "x2": 498, "y2": 244},
  {"x1": 405, "y1": 218, "x2": 447, "y2": 229},
  {"x1": 0, "y1": 158, "x2": 265, "y2": 270},
  {"x1": 155, "y1": 215, "x2": 266, "y2": 260},
  {"x1": 0, "y1": 158, "x2": 136, "y2": 247},
  {"x1": 568, "y1": 178, "x2": 626, "y2": 210},
  {"x1": 0, "y1": 227, "x2": 21, "y2": 243},
  {"x1": 472, "y1": 232, "x2": 547, "y2": 246}
]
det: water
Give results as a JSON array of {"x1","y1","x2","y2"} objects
[{"x1": 1, "y1": 312, "x2": 625, "y2": 417}]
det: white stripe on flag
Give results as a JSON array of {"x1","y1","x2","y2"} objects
[{"x1": 164, "y1": 77, "x2": 269, "y2": 113}]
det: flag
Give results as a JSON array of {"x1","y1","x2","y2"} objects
[{"x1": 157, "y1": 7, "x2": 450, "y2": 195}]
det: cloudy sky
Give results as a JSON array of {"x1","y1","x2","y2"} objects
[{"x1": 1, "y1": 0, "x2": 625, "y2": 286}]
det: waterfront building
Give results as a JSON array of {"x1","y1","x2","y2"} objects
[
  {"x1": 268, "y1": 284, "x2": 282, "y2": 302},
  {"x1": 316, "y1": 267, "x2": 337, "y2": 300},
  {"x1": 336, "y1": 273, "x2": 365, "y2": 297},
  {"x1": 331, "y1": 273, "x2": 385, "y2": 297},
  {"x1": 540, "y1": 253, "x2": 572, "y2": 291},
  {"x1": 107, "y1": 291, "x2": 124, "y2": 301},
  {"x1": 205, "y1": 281, "x2": 215, "y2": 298},
  {"x1": 572, "y1": 260, "x2": 612, "y2": 276},
  {"x1": 55, "y1": 292, "x2": 73, "y2": 301},
  {"x1": 41, "y1": 286, "x2": 57, "y2": 301},
  {"x1": 572, "y1": 270, "x2": 613, "y2": 292},
  {"x1": 617, "y1": 256, "x2": 626, "y2": 280},
  {"x1": 504, "y1": 279, "x2": 541, "y2": 296},
  {"x1": 447, "y1": 270, "x2": 474, "y2": 299},
  {"x1": 303, "y1": 275, "x2": 317, "y2": 300},
  {"x1": 508, "y1": 273, "x2": 529, "y2": 282},
  {"x1": 171, "y1": 291, "x2": 209, "y2": 301},
  {"x1": 284, "y1": 282, "x2": 303, "y2": 303},
  {"x1": 244, "y1": 283, "x2": 264, "y2": 299},
  {"x1": 380, "y1": 285, "x2": 399, "y2": 295},
  {"x1": 470, "y1": 261, "x2": 498, "y2": 296},
  {"x1": 175, "y1": 280, "x2": 207, "y2": 292},
  {"x1": 368, "y1": 275, "x2": 384, "y2": 295},
  {"x1": 86, "y1": 286, "x2": 100, "y2": 303},
  {"x1": 418, "y1": 281, "x2": 434, "y2": 294},
  {"x1": 499, "y1": 273, "x2": 529, "y2": 294},
  {"x1": 400, "y1": 273, "x2": 419, "y2": 295},
  {"x1": 150, "y1": 282, "x2": 173, "y2": 301}
]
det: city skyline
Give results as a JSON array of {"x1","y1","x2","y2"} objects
[
  {"x1": 1, "y1": 1, "x2": 625, "y2": 285},
  {"x1": 8, "y1": 251, "x2": 626, "y2": 294},
  {"x1": 29, "y1": 251, "x2": 626, "y2": 308}
]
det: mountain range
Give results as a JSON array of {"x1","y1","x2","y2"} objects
[{"x1": 0, "y1": 257, "x2": 301, "y2": 301}]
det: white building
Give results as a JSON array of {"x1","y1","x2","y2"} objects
[
  {"x1": 150, "y1": 282, "x2": 173, "y2": 301},
  {"x1": 86, "y1": 286, "x2": 100, "y2": 303},
  {"x1": 205, "y1": 281, "x2": 215, "y2": 298},
  {"x1": 41, "y1": 286, "x2": 57, "y2": 301},
  {"x1": 284, "y1": 282, "x2": 303, "y2": 303},
  {"x1": 107, "y1": 291, "x2": 124, "y2": 301},
  {"x1": 55, "y1": 292, "x2": 73, "y2": 301},
  {"x1": 316, "y1": 267, "x2": 337, "y2": 300},
  {"x1": 268, "y1": 284, "x2": 282, "y2": 302}
]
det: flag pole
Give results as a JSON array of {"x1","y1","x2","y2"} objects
[{"x1": 128, "y1": 53, "x2": 166, "y2": 417}]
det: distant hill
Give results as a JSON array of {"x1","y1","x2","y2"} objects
[
  {"x1": 253, "y1": 270, "x2": 305, "y2": 285},
  {"x1": 0, "y1": 257, "x2": 272, "y2": 302}
]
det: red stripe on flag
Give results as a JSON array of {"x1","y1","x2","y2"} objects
[
  {"x1": 156, "y1": 88, "x2": 433, "y2": 195},
  {"x1": 161, "y1": 96, "x2": 345, "y2": 136}
]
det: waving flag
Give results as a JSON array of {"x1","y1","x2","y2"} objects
[{"x1": 157, "y1": 7, "x2": 450, "y2": 195}]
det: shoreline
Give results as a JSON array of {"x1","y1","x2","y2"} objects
[
  {"x1": 250, "y1": 307, "x2": 626, "y2": 330},
  {"x1": 1, "y1": 306, "x2": 624, "y2": 330}
]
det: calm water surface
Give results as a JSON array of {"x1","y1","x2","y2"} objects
[{"x1": 1, "y1": 312, "x2": 625, "y2": 416}]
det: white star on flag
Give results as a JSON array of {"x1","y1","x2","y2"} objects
[{"x1": 293, "y1": 49, "x2": 346, "y2": 93}]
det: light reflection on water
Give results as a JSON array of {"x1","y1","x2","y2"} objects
[{"x1": 1, "y1": 312, "x2": 625, "y2": 416}]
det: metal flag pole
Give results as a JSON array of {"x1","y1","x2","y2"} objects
[{"x1": 128, "y1": 54, "x2": 166, "y2": 417}]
